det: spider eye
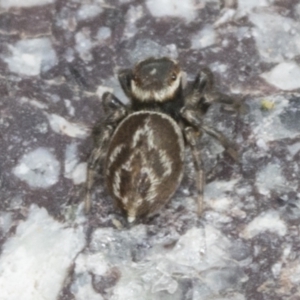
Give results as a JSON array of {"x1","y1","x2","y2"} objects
[{"x1": 171, "y1": 73, "x2": 177, "y2": 81}]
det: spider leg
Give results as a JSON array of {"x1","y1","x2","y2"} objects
[
  {"x1": 201, "y1": 125, "x2": 238, "y2": 160},
  {"x1": 180, "y1": 105, "x2": 237, "y2": 216},
  {"x1": 207, "y1": 91, "x2": 244, "y2": 113},
  {"x1": 102, "y1": 92, "x2": 126, "y2": 112},
  {"x1": 184, "y1": 127, "x2": 205, "y2": 215},
  {"x1": 185, "y1": 68, "x2": 213, "y2": 107},
  {"x1": 118, "y1": 69, "x2": 133, "y2": 98},
  {"x1": 85, "y1": 125, "x2": 113, "y2": 213},
  {"x1": 187, "y1": 67, "x2": 243, "y2": 113},
  {"x1": 180, "y1": 107, "x2": 238, "y2": 160},
  {"x1": 84, "y1": 93, "x2": 128, "y2": 214}
]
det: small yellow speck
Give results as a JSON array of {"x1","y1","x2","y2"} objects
[{"x1": 261, "y1": 100, "x2": 275, "y2": 111}]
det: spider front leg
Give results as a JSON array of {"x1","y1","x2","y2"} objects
[
  {"x1": 118, "y1": 68, "x2": 133, "y2": 98},
  {"x1": 84, "y1": 92, "x2": 128, "y2": 213},
  {"x1": 187, "y1": 68, "x2": 241, "y2": 112},
  {"x1": 181, "y1": 107, "x2": 238, "y2": 160},
  {"x1": 201, "y1": 125, "x2": 238, "y2": 160}
]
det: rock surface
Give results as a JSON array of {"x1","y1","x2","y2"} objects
[{"x1": 1, "y1": 0, "x2": 300, "y2": 299}]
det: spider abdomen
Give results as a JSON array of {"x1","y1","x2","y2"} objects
[{"x1": 105, "y1": 111, "x2": 185, "y2": 222}]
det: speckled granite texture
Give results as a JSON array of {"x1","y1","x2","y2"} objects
[{"x1": 1, "y1": 0, "x2": 300, "y2": 299}]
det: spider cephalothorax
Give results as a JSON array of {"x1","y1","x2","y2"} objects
[
  {"x1": 130, "y1": 57, "x2": 182, "y2": 103},
  {"x1": 85, "y1": 57, "x2": 238, "y2": 222}
]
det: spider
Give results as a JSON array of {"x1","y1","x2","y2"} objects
[{"x1": 84, "y1": 57, "x2": 239, "y2": 223}]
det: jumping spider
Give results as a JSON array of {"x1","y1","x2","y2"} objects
[{"x1": 85, "y1": 57, "x2": 239, "y2": 223}]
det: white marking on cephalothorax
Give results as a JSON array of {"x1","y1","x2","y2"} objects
[
  {"x1": 131, "y1": 72, "x2": 182, "y2": 102},
  {"x1": 150, "y1": 68, "x2": 157, "y2": 75}
]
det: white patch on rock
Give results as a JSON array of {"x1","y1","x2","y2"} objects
[
  {"x1": 72, "y1": 162, "x2": 87, "y2": 185},
  {"x1": 128, "y1": 39, "x2": 178, "y2": 64},
  {"x1": 96, "y1": 85, "x2": 114, "y2": 99},
  {"x1": 256, "y1": 163, "x2": 286, "y2": 196},
  {"x1": 214, "y1": 8, "x2": 236, "y2": 27},
  {"x1": 64, "y1": 143, "x2": 87, "y2": 185},
  {"x1": 146, "y1": 0, "x2": 201, "y2": 22},
  {"x1": 13, "y1": 147, "x2": 60, "y2": 188},
  {"x1": 208, "y1": 293, "x2": 246, "y2": 300},
  {"x1": 287, "y1": 142, "x2": 300, "y2": 157},
  {"x1": 47, "y1": 113, "x2": 90, "y2": 138},
  {"x1": 65, "y1": 142, "x2": 79, "y2": 177},
  {"x1": 256, "y1": 138, "x2": 269, "y2": 152},
  {"x1": 9, "y1": 195, "x2": 23, "y2": 210},
  {"x1": 77, "y1": 4, "x2": 103, "y2": 21},
  {"x1": 272, "y1": 262, "x2": 282, "y2": 278},
  {"x1": 96, "y1": 27, "x2": 111, "y2": 41},
  {"x1": 249, "y1": 12, "x2": 300, "y2": 63},
  {"x1": 123, "y1": 5, "x2": 144, "y2": 39},
  {"x1": 205, "y1": 180, "x2": 238, "y2": 212},
  {"x1": 19, "y1": 97, "x2": 49, "y2": 109},
  {"x1": 3, "y1": 38, "x2": 57, "y2": 76},
  {"x1": 296, "y1": 3, "x2": 300, "y2": 18},
  {"x1": 65, "y1": 48, "x2": 75, "y2": 63},
  {"x1": 71, "y1": 252, "x2": 108, "y2": 300},
  {"x1": 75, "y1": 252, "x2": 109, "y2": 281},
  {"x1": 261, "y1": 61, "x2": 300, "y2": 91},
  {"x1": 0, "y1": 0, "x2": 54, "y2": 8},
  {"x1": 242, "y1": 210, "x2": 287, "y2": 239},
  {"x1": 0, "y1": 212, "x2": 13, "y2": 237},
  {"x1": 94, "y1": 224, "x2": 247, "y2": 299},
  {"x1": 237, "y1": 0, "x2": 268, "y2": 14},
  {"x1": 71, "y1": 273, "x2": 104, "y2": 300},
  {"x1": 64, "y1": 99, "x2": 75, "y2": 116},
  {"x1": 0, "y1": 205, "x2": 85, "y2": 300},
  {"x1": 75, "y1": 29, "x2": 94, "y2": 62},
  {"x1": 111, "y1": 280, "x2": 144, "y2": 300},
  {"x1": 209, "y1": 62, "x2": 228, "y2": 75},
  {"x1": 163, "y1": 227, "x2": 207, "y2": 267},
  {"x1": 191, "y1": 25, "x2": 217, "y2": 49},
  {"x1": 250, "y1": 95, "x2": 298, "y2": 141}
]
